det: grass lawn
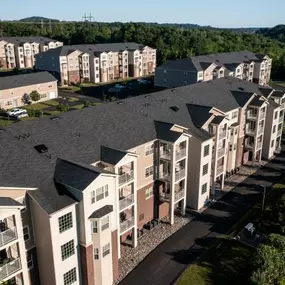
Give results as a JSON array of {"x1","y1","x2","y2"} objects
[
  {"x1": 176, "y1": 239, "x2": 253, "y2": 285},
  {"x1": 59, "y1": 86, "x2": 81, "y2": 92},
  {"x1": 0, "y1": 117, "x2": 14, "y2": 127},
  {"x1": 70, "y1": 104, "x2": 84, "y2": 110},
  {"x1": 273, "y1": 81, "x2": 285, "y2": 87}
]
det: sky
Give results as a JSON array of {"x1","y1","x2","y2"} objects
[{"x1": 1, "y1": 0, "x2": 284, "y2": 28}]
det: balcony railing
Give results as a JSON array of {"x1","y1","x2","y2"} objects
[
  {"x1": 218, "y1": 131, "x2": 227, "y2": 140},
  {"x1": 160, "y1": 150, "x2": 171, "y2": 160},
  {"x1": 258, "y1": 126, "x2": 264, "y2": 135},
  {"x1": 160, "y1": 192, "x2": 170, "y2": 201},
  {"x1": 119, "y1": 171, "x2": 134, "y2": 186},
  {"x1": 245, "y1": 128, "x2": 256, "y2": 136},
  {"x1": 159, "y1": 171, "x2": 171, "y2": 181},
  {"x1": 175, "y1": 169, "x2": 185, "y2": 182},
  {"x1": 216, "y1": 165, "x2": 224, "y2": 176},
  {"x1": 0, "y1": 227, "x2": 17, "y2": 248},
  {"x1": 256, "y1": 141, "x2": 262, "y2": 150},
  {"x1": 278, "y1": 129, "x2": 282, "y2": 137},
  {"x1": 217, "y1": 148, "x2": 225, "y2": 158},
  {"x1": 247, "y1": 113, "x2": 258, "y2": 120},
  {"x1": 119, "y1": 194, "x2": 134, "y2": 211},
  {"x1": 176, "y1": 148, "x2": 186, "y2": 161},
  {"x1": 279, "y1": 116, "x2": 283, "y2": 123},
  {"x1": 0, "y1": 258, "x2": 21, "y2": 281},
  {"x1": 174, "y1": 189, "x2": 185, "y2": 202},
  {"x1": 259, "y1": 112, "x2": 266, "y2": 120},
  {"x1": 120, "y1": 217, "x2": 134, "y2": 233},
  {"x1": 274, "y1": 147, "x2": 282, "y2": 154},
  {"x1": 245, "y1": 143, "x2": 254, "y2": 150}
]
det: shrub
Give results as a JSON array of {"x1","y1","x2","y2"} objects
[
  {"x1": 22, "y1": 93, "x2": 31, "y2": 104},
  {"x1": 30, "y1": 90, "x2": 41, "y2": 102},
  {"x1": 35, "y1": 110, "x2": 43, "y2": 117},
  {"x1": 84, "y1": 100, "x2": 91, "y2": 107},
  {"x1": 27, "y1": 108, "x2": 36, "y2": 117},
  {"x1": 57, "y1": 103, "x2": 69, "y2": 112}
]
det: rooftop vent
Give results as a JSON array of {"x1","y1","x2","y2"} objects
[
  {"x1": 170, "y1": 106, "x2": 179, "y2": 112},
  {"x1": 50, "y1": 116, "x2": 59, "y2": 121},
  {"x1": 34, "y1": 144, "x2": 48, "y2": 154}
]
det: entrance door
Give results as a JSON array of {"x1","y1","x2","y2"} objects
[{"x1": 49, "y1": 91, "x2": 56, "y2": 99}]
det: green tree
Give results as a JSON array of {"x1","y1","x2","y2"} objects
[{"x1": 30, "y1": 90, "x2": 41, "y2": 102}]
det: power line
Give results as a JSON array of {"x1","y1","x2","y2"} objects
[{"x1": 82, "y1": 13, "x2": 94, "y2": 22}]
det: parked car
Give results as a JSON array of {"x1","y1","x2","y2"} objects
[{"x1": 7, "y1": 108, "x2": 28, "y2": 118}]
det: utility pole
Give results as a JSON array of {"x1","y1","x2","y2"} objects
[
  {"x1": 49, "y1": 19, "x2": 52, "y2": 33},
  {"x1": 261, "y1": 185, "x2": 267, "y2": 214},
  {"x1": 82, "y1": 13, "x2": 94, "y2": 22}
]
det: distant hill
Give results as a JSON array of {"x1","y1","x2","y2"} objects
[
  {"x1": 19, "y1": 16, "x2": 59, "y2": 22},
  {"x1": 256, "y1": 25, "x2": 285, "y2": 42}
]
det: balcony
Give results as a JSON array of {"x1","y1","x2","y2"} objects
[
  {"x1": 160, "y1": 192, "x2": 170, "y2": 201},
  {"x1": 259, "y1": 112, "x2": 266, "y2": 120},
  {"x1": 245, "y1": 128, "x2": 256, "y2": 136},
  {"x1": 0, "y1": 258, "x2": 21, "y2": 281},
  {"x1": 256, "y1": 141, "x2": 262, "y2": 150},
  {"x1": 217, "y1": 148, "x2": 225, "y2": 158},
  {"x1": 258, "y1": 126, "x2": 264, "y2": 135},
  {"x1": 160, "y1": 150, "x2": 171, "y2": 160},
  {"x1": 278, "y1": 129, "x2": 282, "y2": 137},
  {"x1": 174, "y1": 189, "x2": 185, "y2": 202},
  {"x1": 159, "y1": 171, "x2": 171, "y2": 181},
  {"x1": 274, "y1": 147, "x2": 282, "y2": 154},
  {"x1": 176, "y1": 148, "x2": 186, "y2": 161},
  {"x1": 119, "y1": 194, "x2": 134, "y2": 211},
  {"x1": 175, "y1": 169, "x2": 185, "y2": 182},
  {"x1": 120, "y1": 217, "x2": 134, "y2": 233},
  {"x1": 247, "y1": 113, "x2": 258, "y2": 120},
  {"x1": 245, "y1": 142, "x2": 254, "y2": 150},
  {"x1": 218, "y1": 130, "x2": 227, "y2": 140},
  {"x1": 216, "y1": 165, "x2": 224, "y2": 176},
  {"x1": 279, "y1": 116, "x2": 283, "y2": 123},
  {"x1": 0, "y1": 228, "x2": 17, "y2": 248},
  {"x1": 119, "y1": 171, "x2": 134, "y2": 186}
]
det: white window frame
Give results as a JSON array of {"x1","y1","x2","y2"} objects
[
  {"x1": 91, "y1": 185, "x2": 109, "y2": 203},
  {"x1": 203, "y1": 145, "x2": 210, "y2": 157},
  {"x1": 94, "y1": 248, "x2": 99, "y2": 260},
  {"x1": 145, "y1": 165, "x2": 154, "y2": 178},
  {"x1": 145, "y1": 143, "x2": 154, "y2": 156},
  {"x1": 202, "y1": 164, "x2": 208, "y2": 176},
  {"x1": 201, "y1": 183, "x2": 207, "y2": 195},
  {"x1": 23, "y1": 226, "x2": 30, "y2": 241},
  {"x1": 145, "y1": 187, "x2": 153, "y2": 199},
  {"x1": 101, "y1": 216, "x2": 109, "y2": 231},
  {"x1": 102, "y1": 243, "x2": 110, "y2": 257},
  {"x1": 63, "y1": 267, "x2": 77, "y2": 285},
  {"x1": 27, "y1": 254, "x2": 33, "y2": 270},
  {"x1": 61, "y1": 240, "x2": 75, "y2": 261},
  {"x1": 91, "y1": 220, "x2": 98, "y2": 233},
  {"x1": 58, "y1": 212, "x2": 73, "y2": 234}
]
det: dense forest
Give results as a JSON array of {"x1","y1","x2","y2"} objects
[
  {"x1": 0, "y1": 21, "x2": 285, "y2": 80},
  {"x1": 257, "y1": 25, "x2": 285, "y2": 43}
]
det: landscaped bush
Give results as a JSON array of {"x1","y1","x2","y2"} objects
[
  {"x1": 35, "y1": 110, "x2": 43, "y2": 117},
  {"x1": 57, "y1": 103, "x2": 70, "y2": 112},
  {"x1": 84, "y1": 100, "x2": 91, "y2": 107},
  {"x1": 27, "y1": 108, "x2": 36, "y2": 117},
  {"x1": 30, "y1": 90, "x2": 41, "y2": 102}
]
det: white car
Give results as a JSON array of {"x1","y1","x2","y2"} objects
[{"x1": 7, "y1": 108, "x2": 28, "y2": 118}]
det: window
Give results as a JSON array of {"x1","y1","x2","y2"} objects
[
  {"x1": 27, "y1": 255, "x2": 33, "y2": 270},
  {"x1": 184, "y1": 72, "x2": 187, "y2": 77},
  {"x1": 183, "y1": 81, "x2": 187, "y2": 85},
  {"x1": 91, "y1": 220, "x2": 98, "y2": 233},
  {"x1": 204, "y1": 145, "x2": 210, "y2": 157},
  {"x1": 202, "y1": 164, "x2": 208, "y2": 176},
  {"x1": 63, "y1": 268, "x2": 77, "y2": 285},
  {"x1": 58, "y1": 212, "x2": 73, "y2": 233},
  {"x1": 23, "y1": 226, "x2": 30, "y2": 241},
  {"x1": 163, "y1": 79, "x2": 167, "y2": 85},
  {"x1": 201, "y1": 183, "x2": 207, "y2": 195},
  {"x1": 139, "y1": 213, "x2": 144, "y2": 221},
  {"x1": 145, "y1": 166, "x2": 154, "y2": 178},
  {"x1": 61, "y1": 240, "x2": 75, "y2": 261},
  {"x1": 232, "y1": 111, "x2": 238, "y2": 119},
  {"x1": 271, "y1": 140, "x2": 275, "y2": 148},
  {"x1": 274, "y1": 112, "x2": 278, "y2": 120},
  {"x1": 101, "y1": 216, "x2": 109, "y2": 231},
  {"x1": 198, "y1": 72, "x2": 203, "y2": 78},
  {"x1": 273, "y1": 126, "x2": 276, "y2": 133},
  {"x1": 91, "y1": 185, "x2": 109, "y2": 203},
  {"x1": 94, "y1": 248, "x2": 99, "y2": 260},
  {"x1": 145, "y1": 187, "x2": 153, "y2": 199},
  {"x1": 145, "y1": 143, "x2": 154, "y2": 156},
  {"x1": 236, "y1": 68, "x2": 241, "y2": 73},
  {"x1": 96, "y1": 74, "x2": 99, "y2": 78},
  {"x1": 102, "y1": 243, "x2": 110, "y2": 257}
]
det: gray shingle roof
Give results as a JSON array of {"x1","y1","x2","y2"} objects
[
  {"x1": 258, "y1": 87, "x2": 273, "y2": 98},
  {"x1": 0, "y1": 36, "x2": 60, "y2": 46},
  {"x1": 0, "y1": 77, "x2": 274, "y2": 214},
  {"x1": 154, "y1": 121, "x2": 182, "y2": 142},
  {"x1": 100, "y1": 146, "x2": 129, "y2": 165},
  {"x1": 0, "y1": 72, "x2": 57, "y2": 90},
  {"x1": 89, "y1": 205, "x2": 113, "y2": 219},
  {"x1": 187, "y1": 104, "x2": 213, "y2": 127},
  {"x1": 0, "y1": 197, "x2": 23, "y2": 207},
  {"x1": 211, "y1": 116, "x2": 225, "y2": 125},
  {"x1": 271, "y1": 90, "x2": 285, "y2": 98}
]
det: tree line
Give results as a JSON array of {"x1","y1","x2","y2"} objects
[{"x1": 1, "y1": 22, "x2": 285, "y2": 80}]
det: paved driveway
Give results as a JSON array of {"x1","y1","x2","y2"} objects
[{"x1": 119, "y1": 144, "x2": 285, "y2": 285}]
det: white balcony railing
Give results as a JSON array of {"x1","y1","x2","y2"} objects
[
  {"x1": 159, "y1": 171, "x2": 171, "y2": 181},
  {"x1": 119, "y1": 171, "x2": 134, "y2": 186},
  {"x1": 174, "y1": 189, "x2": 185, "y2": 202},
  {"x1": 218, "y1": 131, "x2": 227, "y2": 140},
  {"x1": 216, "y1": 165, "x2": 224, "y2": 176},
  {"x1": 0, "y1": 258, "x2": 21, "y2": 281},
  {"x1": 278, "y1": 129, "x2": 282, "y2": 137},
  {"x1": 175, "y1": 169, "x2": 185, "y2": 182},
  {"x1": 247, "y1": 113, "x2": 258, "y2": 120},
  {"x1": 0, "y1": 227, "x2": 17, "y2": 248},
  {"x1": 256, "y1": 141, "x2": 262, "y2": 150},
  {"x1": 258, "y1": 126, "x2": 264, "y2": 135},
  {"x1": 246, "y1": 128, "x2": 256, "y2": 135},
  {"x1": 176, "y1": 148, "x2": 186, "y2": 161},
  {"x1": 217, "y1": 148, "x2": 225, "y2": 158},
  {"x1": 279, "y1": 116, "x2": 283, "y2": 123},
  {"x1": 160, "y1": 151, "x2": 171, "y2": 160},
  {"x1": 160, "y1": 192, "x2": 170, "y2": 201},
  {"x1": 259, "y1": 112, "x2": 266, "y2": 120},
  {"x1": 274, "y1": 147, "x2": 282, "y2": 154},
  {"x1": 120, "y1": 217, "x2": 134, "y2": 233},
  {"x1": 119, "y1": 194, "x2": 134, "y2": 211}
]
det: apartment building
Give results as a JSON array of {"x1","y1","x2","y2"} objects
[
  {"x1": 0, "y1": 37, "x2": 63, "y2": 70},
  {"x1": 0, "y1": 77, "x2": 284, "y2": 285},
  {"x1": 0, "y1": 72, "x2": 58, "y2": 109},
  {"x1": 34, "y1": 42, "x2": 156, "y2": 85},
  {"x1": 155, "y1": 51, "x2": 272, "y2": 88}
]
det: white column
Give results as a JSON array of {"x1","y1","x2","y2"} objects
[
  {"x1": 14, "y1": 211, "x2": 30, "y2": 285},
  {"x1": 169, "y1": 144, "x2": 175, "y2": 225},
  {"x1": 115, "y1": 166, "x2": 121, "y2": 259},
  {"x1": 133, "y1": 158, "x2": 138, "y2": 248}
]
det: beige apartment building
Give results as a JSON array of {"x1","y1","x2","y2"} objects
[
  {"x1": 34, "y1": 42, "x2": 156, "y2": 85},
  {"x1": 0, "y1": 72, "x2": 58, "y2": 109},
  {"x1": 0, "y1": 77, "x2": 284, "y2": 285},
  {"x1": 155, "y1": 51, "x2": 272, "y2": 88},
  {"x1": 0, "y1": 37, "x2": 63, "y2": 70}
]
